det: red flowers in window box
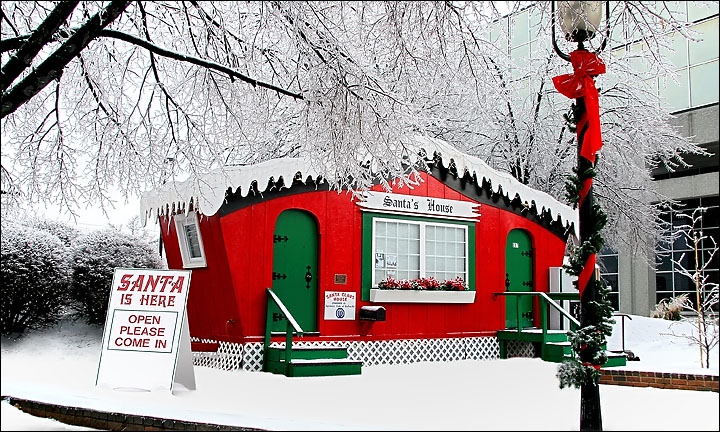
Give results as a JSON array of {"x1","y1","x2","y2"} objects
[
  {"x1": 443, "y1": 276, "x2": 468, "y2": 291},
  {"x1": 377, "y1": 276, "x2": 468, "y2": 291}
]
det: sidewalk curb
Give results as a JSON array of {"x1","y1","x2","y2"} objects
[
  {"x1": 1, "y1": 396, "x2": 265, "y2": 431},
  {"x1": 599, "y1": 370, "x2": 719, "y2": 392}
]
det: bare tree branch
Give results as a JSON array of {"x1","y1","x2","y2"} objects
[
  {"x1": 98, "y1": 28, "x2": 304, "y2": 100},
  {"x1": 1, "y1": 0, "x2": 131, "y2": 118},
  {"x1": 1, "y1": 1, "x2": 79, "y2": 93}
]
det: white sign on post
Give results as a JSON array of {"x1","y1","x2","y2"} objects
[
  {"x1": 96, "y1": 268, "x2": 195, "y2": 393},
  {"x1": 324, "y1": 291, "x2": 356, "y2": 320}
]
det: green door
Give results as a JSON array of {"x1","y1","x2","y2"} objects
[
  {"x1": 270, "y1": 210, "x2": 318, "y2": 333},
  {"x1": 505, "y1": 229, "x2": 533, "y2": 329}
]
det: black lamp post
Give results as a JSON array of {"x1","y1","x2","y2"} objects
[{"x1": 551, "y1": 2, "x2": 610, "y2": 431}]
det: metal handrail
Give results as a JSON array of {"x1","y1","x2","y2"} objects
[
  {"x1": 612, "y1": 312, "x2": 633, "y2": 353},
  {"x1": 267, "y1": 289, "x2": 303, "y2": 333},
  {"x1": 494, "y1": 291, "x2": 581, "y2": 336},
  {"x1": 546, "y1": 292, "x2": 580, "y2": 301},
  {"x1": 264, "y1": 288, "x2": 304, "y2": 373}
]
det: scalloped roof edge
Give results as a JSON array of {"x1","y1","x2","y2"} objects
[{"x1": 140, "y1": 135, "x2": 578, "y2": 231}]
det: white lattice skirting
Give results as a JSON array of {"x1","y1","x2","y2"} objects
[{"x1": 191, "y1": 336, "x2": 535, "y2": 372}]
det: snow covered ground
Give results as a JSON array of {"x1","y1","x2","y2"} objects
[
  {"x1": 1, "y1": 314, "x2": 718, "y2": 431},
  {"x1": 605, "y1": 313, "x2": 719, "y2": 375}
]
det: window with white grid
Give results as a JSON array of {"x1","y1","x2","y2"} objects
[
  {"x1": 174, "y1": 211, "x2": 207, "y2": 268},
  {"x1": 372, "y1": 217, "x2": 468, "y2": 286},
  {"x1": 426, "y1": 224, "x2": 467, "y2": 282}
]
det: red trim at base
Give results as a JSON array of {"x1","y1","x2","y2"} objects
[{"x1": 191, "y1": 342, "x2": 220, "y2": 352}]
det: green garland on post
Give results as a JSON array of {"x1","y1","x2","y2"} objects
[{"x1": 557, "y1": 103, "x2": 616, "y2": 389}]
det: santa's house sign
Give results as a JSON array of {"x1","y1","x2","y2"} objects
[{"x1": 357, "y1": 191, "x2": 480, "y2": 220}]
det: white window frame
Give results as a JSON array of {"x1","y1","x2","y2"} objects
[
  {"x1": 371, "y1": 217, "x2": 469, "y2": 287},
  {"x1": 174, "y1": 211, "x2": 207, "y2": 268}
]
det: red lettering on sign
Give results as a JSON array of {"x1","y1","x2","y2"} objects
[
  {"x1": 117, "y1": 273, "x2": 187, "y2": 294},
  {"x1": 119, "y1": 325, "x2": 165, "y2": 337},
  {"x1": 118, "y1": 274, "x2": 132, "y2": 291},
  {"x1": 114, "y1": 337, "x2": 150, "y2": 348},
  {"x1": 130, "y1": 275, "x2": 145, "y2": 291},
  {"x1": 169, "y1": 276, "x2": 184, "y2": 294},
  {"x1": 157, "y1": 275, "x2": 173, "y2": 292},
  {"x1": 144, "y1": 275, "x2": 160, "y2": 292},
  {"x1": 128, "y1": 314, "x2": 161, "y2": 324},
  {"x1": 139, "y1": 294, "x2": 176, "y2": 308}
]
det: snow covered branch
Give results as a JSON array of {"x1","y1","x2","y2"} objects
[{"x1": 0, "y1": 0, "x2": 711, "y2": 243}]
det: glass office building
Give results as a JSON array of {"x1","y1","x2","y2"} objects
[{"x1": 496, "y1": 3, "x2": 719, "y2": 315}]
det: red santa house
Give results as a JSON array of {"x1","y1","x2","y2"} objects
[{"x1": 141, "y1": 136, "x2": 583, "y2": 377}]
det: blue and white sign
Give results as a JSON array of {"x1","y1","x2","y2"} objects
[{"x1": 324, "y1": 291, "x2": 356, "y2": 320}]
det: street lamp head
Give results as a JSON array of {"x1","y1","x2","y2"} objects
[
  {"x1": 558, "y1": 1, "x2": 603, "y2": 43},
  {"x1": 552, "y1": 1, "x2": 609, "y2": 61}
]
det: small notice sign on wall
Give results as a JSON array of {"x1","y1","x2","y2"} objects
[
  {"x1": 96, "y1": 268, "x2": 195, "y2": 393},
  {"x1": 324, "y1": 291, "x2": 356, "y2": 320}
]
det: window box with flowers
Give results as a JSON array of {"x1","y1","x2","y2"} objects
[
  {"x1": 362, "y1": 213, "x2": 476, "y2": 303},
  {"x1": 369, "y1": 277, "x2": 476, "y2": 304}
]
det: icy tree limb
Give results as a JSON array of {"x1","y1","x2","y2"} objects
[{"x1": 0, "y1": 1, "x2": 79, "y2": 93}]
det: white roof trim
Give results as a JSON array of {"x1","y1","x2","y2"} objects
[
  {"x1": 410, "y1": 136, "x2": 578, "y2": 231},
  {"x1": 141, "y1": 157, "x2": 323, "y2": 222},
  {"x1": 140, "y1": 135, "x2": 578, "y2": 231}
]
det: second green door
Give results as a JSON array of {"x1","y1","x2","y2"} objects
[{"x1": 505, "y1": 229, "x2": 534, "y2": 329}]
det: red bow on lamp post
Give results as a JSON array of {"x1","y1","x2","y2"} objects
[
  {"x1": 552, "y1": 50, "x2": 606, "y2": 164},
  {"x1": 552, "y1": 49, "x2": 606, "y2": 297}
]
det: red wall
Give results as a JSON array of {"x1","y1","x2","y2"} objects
[
  {"x1": 161, "y1": 173, "x2": 568, "y2": 343},
  {"x1": 160, "y1": 214, "x2": 243, "y2": 342}
]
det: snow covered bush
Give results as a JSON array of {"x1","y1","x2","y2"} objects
[
  {"x1": 32, "y1": 219, "x2": 82, "y2": 247},
  {"x1": 70, "y1": 229, "x2": 163, "y2": 325},
  {"x1": 650, "y1": 294, "x2": 689, "y2": 321},
  {"x1": 1, "y1": 221, "x2": 72, "y2": 336}
]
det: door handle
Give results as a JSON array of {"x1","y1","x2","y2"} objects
[{"x1": 305, "y1": 266, "x2": 312, "y2": 289}]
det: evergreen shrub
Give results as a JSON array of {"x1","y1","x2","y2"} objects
[
  {"x1": 1, "y1": 222, "x2": 72, "y2": 336},
  {"x1": 33, "y1": 219, "x2": 82, "y2": 247},
  {"x1": 71, "y1": 229, "x2": 162, "y2": 325}
]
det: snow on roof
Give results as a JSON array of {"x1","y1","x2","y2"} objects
[
  {"x1": 412, "y1": 135, "x2": 578, "y2": 231},
  {"x1": 140, "y1": 135, "x2": 578, "y2": 231},
  {"x1": 140, "y1": 157, "x2": 320, "y2": 222}
]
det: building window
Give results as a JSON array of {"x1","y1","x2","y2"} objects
[
  {"x1": 363, "y1": 213, "x2": 475, "y2": 299},
  {"x1": 655, "y1": 196, "x2": 719, "y2": 312},
  {"x1": 598, "y1": 246, "x2": 620, "y2": 311},
  {"x1": 611, "y1": 6, "x2": 718, "y2": 113},
  {"x1": 174, "y1": 211, "x2": 207, "y2": 268}
]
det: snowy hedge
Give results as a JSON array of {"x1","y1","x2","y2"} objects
[
  {"x1": 70, "y1": 229, "x2": 163, "y2": 325},
  {"x1": 32, "y1": 219, "x2": 82, "y2": 247},
  {"x1": 1, "y1": 222, "x2": 73, "y2": 336}
]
